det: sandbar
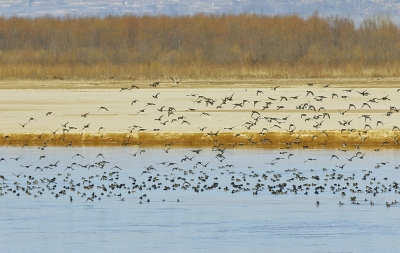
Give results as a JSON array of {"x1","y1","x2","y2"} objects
[{"x1": 0, "y1": 78, "x2": 399, "y2": 148}]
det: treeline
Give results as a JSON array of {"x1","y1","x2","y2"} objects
[{"x1": 0, "y1": 14, "x2": 400, "y2": 79}]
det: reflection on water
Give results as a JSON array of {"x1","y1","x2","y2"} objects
[{"x1": 0, "y1": 146, "x2": 399, "y2": 252}]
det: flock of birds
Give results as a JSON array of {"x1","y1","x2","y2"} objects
[
  {"x1": 0, "y1": 79, "x2": 399, "y2": 207},
  {"x1": 0, "y1": 141, "x2": 399, "y2": 207},
  {"x1": 3, "y1": 79, "x2": 400, "y2": 148}
]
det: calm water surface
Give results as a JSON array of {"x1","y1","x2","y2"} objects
[{"x1": 0, "y1": 146, "x2": 399, "y2": 252}]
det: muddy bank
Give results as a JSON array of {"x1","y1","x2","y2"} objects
[{"x1": 0, "y1": 130, "x2": 398, "y2": 148}]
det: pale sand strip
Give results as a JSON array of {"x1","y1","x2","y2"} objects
[{"x1": 0, "y1": 79, "x2": 399, "y2": 148}]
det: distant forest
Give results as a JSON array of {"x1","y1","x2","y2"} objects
[{"x1": 0, "y1": 14, "x2": 400, "y2": 79}]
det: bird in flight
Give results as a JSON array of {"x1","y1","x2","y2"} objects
[
  {"x1": 98, "y1": 106, "x2": 108, "y2": 111},
  {"x1": 18, "y1": 122, "x2": 29, "y2": 128},
  {"x1": 150, "y1": 82, "x2": 160, "y2": 87},
  {"x1": 171, "y1": 78, "x2": 181, "y2": 84},
  {"x1": 82, "y1": 123, "x2": 91, "y2": 130}
]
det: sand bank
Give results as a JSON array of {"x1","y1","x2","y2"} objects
[{"x1": 0, "y1": 79, "x2": 399, "y2": 148}]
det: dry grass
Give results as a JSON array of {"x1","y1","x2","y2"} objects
[
  {"x1": 1, "y1": 62, "x2": 400, "y2": 80},
  {"x1": 0, "y1": 130, "x2": 398, "y2": 148}
]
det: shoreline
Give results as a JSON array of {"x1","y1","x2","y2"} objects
[
  {"x1": 1, "y1": 77, "x2": 400, "y2": 89},
  {"x1": 1, "y1": 130, "x2": 398, "y2": 149}
]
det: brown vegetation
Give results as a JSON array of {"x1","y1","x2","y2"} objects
[
  {"x1": 0, "y1": 130, "x2": 398, "y2": 148},
  {"x1": 0, "y1": 14, "x2": 400, "y2": 80}
]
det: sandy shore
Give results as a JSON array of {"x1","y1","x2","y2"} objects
[{"x1": 1, "y1": 78, "x2": 399, "y2": 148}]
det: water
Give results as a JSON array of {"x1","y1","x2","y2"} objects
[{"x1": 0, "y1": 146, "x2": 399, "y2": 252}]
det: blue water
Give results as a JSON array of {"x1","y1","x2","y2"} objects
[{"x1": 0, "y1": 146, "x2": 399, "y2": 252}]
